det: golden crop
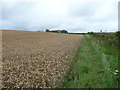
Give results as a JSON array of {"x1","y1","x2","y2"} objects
[{"x1": 2, "y1": 30, "x2": 83, "y2": 88}]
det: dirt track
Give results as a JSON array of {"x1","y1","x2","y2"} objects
[{"x1": 2, "y1": 30, "x2": 83, "y2": 88}]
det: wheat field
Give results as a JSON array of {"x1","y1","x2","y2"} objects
[{"x1": 2, "y1": 30, "x2": 83, "y2": 88}]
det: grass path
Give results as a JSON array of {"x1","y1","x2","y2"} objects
[{"x1": 63, "y1": 35, "x2": 118, "y2": 88}]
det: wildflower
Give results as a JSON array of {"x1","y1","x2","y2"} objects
[
  {"x1": 113, "y1": 70, "x2": 118, "y2": 75},
  {"x1": 115, "y1": 70, "x2": 118, "y2": 73},
  {"x1": 114, "y1": 72, "x2": 118, "y2": 75}
]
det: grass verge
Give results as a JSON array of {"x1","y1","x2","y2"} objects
[{"x1": 63, "y1": 35, "x2": 118, "y2": 88}]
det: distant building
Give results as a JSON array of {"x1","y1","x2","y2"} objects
[{"x1": 49, "y1": 30, "x2": 61, "y2": 33}]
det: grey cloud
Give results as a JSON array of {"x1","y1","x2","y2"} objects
[
  {"x1": 2, "y1": 2, "x2": 65, "y2": 31},
  {"x1": 1, "y1": 0, "x2": 118, "y2": 32}
]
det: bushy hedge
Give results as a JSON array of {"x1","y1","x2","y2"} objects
[
  {"x1": 115, "y1": 31, "x2": 120, "y2": 51},
  {"x1": 87, "y1": 32, "x2": 95, "y2": 35},
  {"x1": 60, "y1": 30, "x2": 68, "y2": 33},
  {"x1": 46, "y1": 29, "x2": 50, "y2": 32},
  {"x1": 115, "y1": 31, "x2": 120, "y2": 39}
]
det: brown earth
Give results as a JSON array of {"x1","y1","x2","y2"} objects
[{"x1": 2, "y1": 30, "x2": 83, "y2": 88}]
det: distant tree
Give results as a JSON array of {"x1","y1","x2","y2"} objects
[
  {"x1": 46, "y1": 29, "x2": 49, "y2": 32},
  {"x1": 87, "y1": 32, "x2": 94, "y2": 34},
  {"x1": 60, "y1": 30, "x2": 68, "y2": 33}
]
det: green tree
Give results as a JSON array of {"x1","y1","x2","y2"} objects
[
  {"x1": 87, "y1": 32, "x2": 94, "y2": 34},
  {"x1": 60, "y1": 30, "x2": 68, "y2": 33},
  {"x1": 115, "y1": 31, "x2": 120, "y2": 49},
  {"x1": 46, "y1": 29, "x2": 49, "y2": 32},
  {"x1": 115, "y1": 31, "x2": 120, "y2": 38}
]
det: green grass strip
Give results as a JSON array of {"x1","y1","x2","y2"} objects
[{"x1": 63, "y1": 35, "x2": 118, "y2": 88}]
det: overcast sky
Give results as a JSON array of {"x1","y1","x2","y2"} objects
[{"x1": 0, "y1": 0, "x2": 119, "y2": 33}]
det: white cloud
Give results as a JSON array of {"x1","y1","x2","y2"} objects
[{"x1": 1, "y1": 0, "x2": 119, "y2": 32}]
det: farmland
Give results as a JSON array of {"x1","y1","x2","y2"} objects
[{"x1": 2, "y1": 30, "x2": 83, "y2": 88}]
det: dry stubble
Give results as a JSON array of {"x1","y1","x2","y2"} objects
[{"x1": 2, "y1": 30, "x2": 83, "y2": 88}]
